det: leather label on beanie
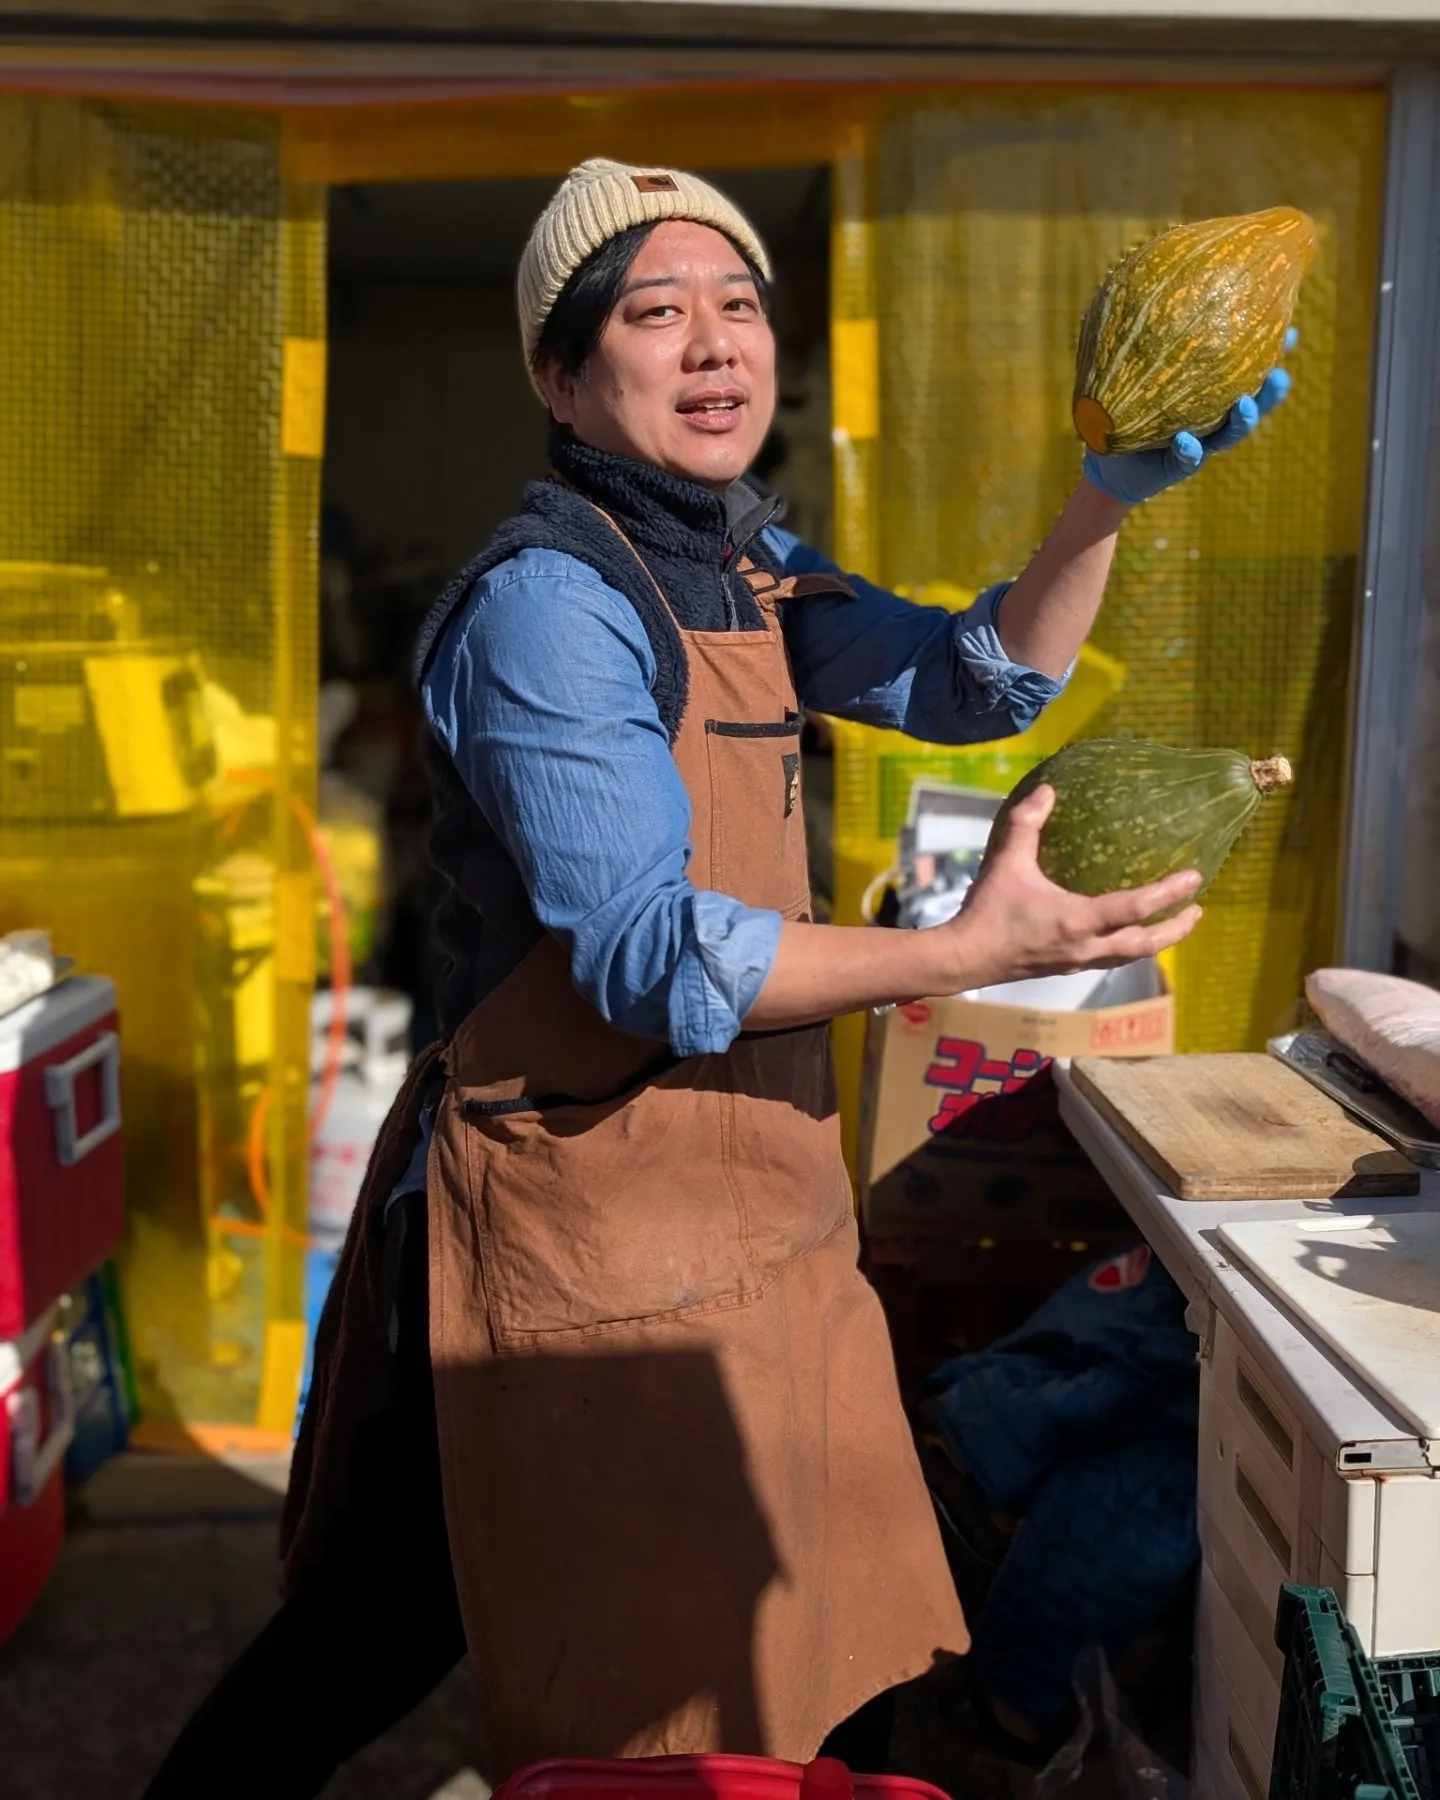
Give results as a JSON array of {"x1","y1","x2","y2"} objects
[{"x1": 632, "y1": 174, "x2": 679, "y2": 192}]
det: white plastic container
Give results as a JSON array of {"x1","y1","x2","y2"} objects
[
  {"x1": 307, "y1": 987, "x2": 412, "y2": 1251},
  {"x1": 1192, "y1": 1626, "x2": 1275, "y2": 1800},
  {"x1": 1192, "y1": 1560, "x2": 1284, "y2": 1800},
  {"x1": 1195, "y1": 1295, "x2": 1440, "y2": 1663}
]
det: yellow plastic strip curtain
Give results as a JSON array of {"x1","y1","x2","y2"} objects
[
  {"x1": 0, "y1": 97, "x2": 323, "y2": 1438},
  {"x1": 834, "y1": 84, "x2": 1385, "y2": 1053}
]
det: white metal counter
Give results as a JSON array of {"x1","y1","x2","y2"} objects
[
  {"x1": 1053, "y1": 1059, "x2": 1440, "y2": 1800},
  {"x1": 1054, "y1": 1059, "x2": 1440, "y2": 1471}
]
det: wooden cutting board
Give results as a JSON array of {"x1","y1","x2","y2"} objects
[{"x1": 1069, "y1": 1053, "x2": 1420, "y2": 1200}]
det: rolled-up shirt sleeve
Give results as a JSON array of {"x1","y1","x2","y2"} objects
[
  {"x1": 421, "y1": 553, "x2": 782, "y2": 1057},
  {"x1": 770, "y1": 528, "x2": 1069, "y2": 742}
]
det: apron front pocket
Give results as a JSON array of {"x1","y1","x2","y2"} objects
[{"x1": 457, "y1": 1058, "x2": 756, "y2": 1347}]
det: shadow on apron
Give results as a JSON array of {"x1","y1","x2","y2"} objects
[{"x1": 449, "y1": 1341, "x2": 778, "y2": 1759}]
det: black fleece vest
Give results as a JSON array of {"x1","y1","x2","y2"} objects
[{"x1": 416, "y1": 432, "x2": 789, "y2": 1040}]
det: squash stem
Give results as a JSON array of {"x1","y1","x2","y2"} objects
[{"x1": 1250, "y1": 756, "x2": 1293, "y2": 793}]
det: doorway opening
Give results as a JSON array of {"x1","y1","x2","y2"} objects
[{"x1": 317, "y1": 166, "x2": 834, "y2": 1039}]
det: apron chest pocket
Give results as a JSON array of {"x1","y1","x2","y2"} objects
[{"x1": 704, "y1": 713, "x2": 809, "y2": 920}]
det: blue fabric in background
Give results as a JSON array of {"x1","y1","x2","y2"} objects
[
  {"x1": 922, "y1": 1245, "x2": 1199, "y2": 1730},
  {"x1": 296, "y1": 1243, "x2": 343, "y2": 1441}
]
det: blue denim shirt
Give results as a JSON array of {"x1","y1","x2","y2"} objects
[{"x1": 388, "y1": 526, "x2": 1065, "y2": 1204}]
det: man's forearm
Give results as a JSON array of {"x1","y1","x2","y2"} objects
[
  {"x1": 995, "y1": 479, "x2": 1129, "y2": 678},
  {"x1": 742, "y1": 917, "x2": 983, "y2": 1033},
  {"x1": 740, "y1": 782, "x2": 1206, "y2": 1037}
]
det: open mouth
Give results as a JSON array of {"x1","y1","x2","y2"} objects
[{"x1": 676, "y1": 392, "x2": 747, "y2": 430}]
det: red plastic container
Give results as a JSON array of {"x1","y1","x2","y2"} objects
[
  {"x1": 0, "y1": 1304, "x2": 73, "y2": 1643},
  {"x1": 495, "y1": 1756, "x2": 954, "y2": 1800},
  {"x1": 0, "y1": 976, "x2": 124, "y2": 1338}
]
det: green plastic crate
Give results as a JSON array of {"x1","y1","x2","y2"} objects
[
  {"x1": 1377, "y1": 1655, "x2": 1440, "y2": 1800},
  {"x1": 1271, "y1": 1587, "x2": 1418, "y2": 1800}
]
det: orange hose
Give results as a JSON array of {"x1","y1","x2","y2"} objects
[
  {"x1": 243, "y1": 1085, "x2": 273, "y2": 1223},
  {"x1": 214, "y1": 1211, "x2": 308, "y2": 1250}
]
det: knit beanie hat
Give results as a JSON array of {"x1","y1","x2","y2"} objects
[{"x1": 517, "y1": 158, "x2": 773, "y2": 382}]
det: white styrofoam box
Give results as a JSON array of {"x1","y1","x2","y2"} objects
[
  {"x1": 1203, "y1": 1259, "x2": 1428, "y2": 1472},
  {"x1": 1216, "y1": 1213, "x2": 1440, "y2": 1442},
  {"x1": 1197, "y1": 1373, "x2": 1383, "y2": 1650},
  {"x1": 1196, "y1": 1569, "x2": 1282, "y2": 1761},
  {"x1": 1201, "y1": 1305, "x2": 1440, "y2": 1657},
  {"x1": 1208, "y1": 1307, "x2": 1303, "y2": 1479},
  {"x1": 962, "y1": 955, "x2": 1164, "y2": 1012},
  {"x1": 906, "y1": 782, "x2": 997, "y2": 855},
  {"x1": 1191, "y1": 1745, "x2": 1222, "y2": 1800},
  {"x1": 1194, "y1": 1641, "x2": 1272, "y2": 1800},
  {"x1": 1371, "y1": 1477, "x2": 1440, "y2": 1655},
  {"x1": 1319, "y1": 1436, "x2": 1377, "y2": 1577},
  {"x1": 1202, "y1": 1312, "x2": 1375, "y2": 1575},
  {"x1": 1193, "y1": 1746, "x2": 1230, "y2": 1800},
  {"x1": 1200, "y1": 1371, "x2": 1440, "y2": 1657},
  {"x1": 1199, "y1": 1369, "x2": 1302, "y2": 1619},
  {"x1": 1199, "y1": 1505, "x2": 1289, "y2": 1683},
  {"x1": 1191, "y1": 1655, "x2": 1223, "y2": 1800},
  {"x1": 1316, "y1": 1546, "x2": 1378, "y2": 1653}
]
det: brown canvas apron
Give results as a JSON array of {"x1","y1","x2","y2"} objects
[{"x1": 426, "y1": 516, "x2": 968, "y2": 1778}]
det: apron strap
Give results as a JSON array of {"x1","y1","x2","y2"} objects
[
  {"x1": 737, "y1": 557, "x2": 856, "y2": 619},
  {"x1": 581, "y1": 497, "x2": 856, "y2": 634}
]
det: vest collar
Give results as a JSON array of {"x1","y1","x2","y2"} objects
[{"x1": 548, "y1": 428, "x2": 785, "y2": 567}]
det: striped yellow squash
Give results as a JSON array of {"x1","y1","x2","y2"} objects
[{"x1": 1073, "y1": 208, "x2": 1317, "y2": 457}]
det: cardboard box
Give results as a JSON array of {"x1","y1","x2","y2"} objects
[{"x1": 858, "y1": 959, "x2": 1174, "y2": 1244}]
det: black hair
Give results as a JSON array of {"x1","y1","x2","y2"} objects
[{"x1": 531, "y1": 219, "x2": 771, "y2": 382}]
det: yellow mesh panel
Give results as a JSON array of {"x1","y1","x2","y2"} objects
[
  {"x1": 834, "y1": 85, "x2": 1384, "y2": 1054},
  {"x1": 0, "y1": 97, "x2": 321, "y2": 1435}
]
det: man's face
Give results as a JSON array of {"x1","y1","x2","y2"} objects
[{"x1": 537, "y1": 220, "x2": 778, "y2": 490}]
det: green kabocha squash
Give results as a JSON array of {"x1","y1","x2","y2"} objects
[
  {"x1": 1073, "y1": 206, "x2": 1317, "y2": 457},
  {"x1": 986, "y1": 740, "x2": 1293, "y2": 910}
]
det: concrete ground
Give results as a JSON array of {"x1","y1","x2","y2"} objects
[
  {"x1": 1, "y1": 1453, "x2": 487, "y2": 1800},
  {"x1": 0, "y1": 1451, "x2": 1154, "y2": 1800}
]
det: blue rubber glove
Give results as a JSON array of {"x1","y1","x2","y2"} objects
[{"x1": 1081, "y1": 327, "x2": 1297, "y2": 507}]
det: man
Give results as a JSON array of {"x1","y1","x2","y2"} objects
[{"x1": 146, "y1": 159, "x2": 1288, "y2": 1798}]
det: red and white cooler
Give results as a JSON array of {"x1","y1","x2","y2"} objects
[
  {"x1": 0, "y1": 975, "x2": 124, "y2": 1339},
  {"x1": 0, "y1": 1303, "x2": 74, "y2": 1642}
]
